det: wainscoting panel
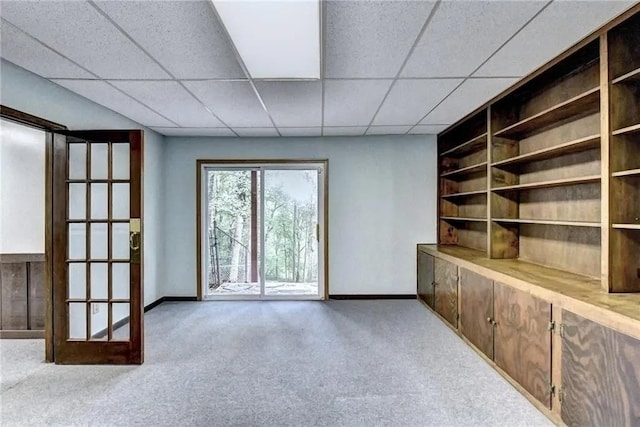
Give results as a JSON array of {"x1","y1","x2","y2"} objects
[{"x1": 0, "y1": 254, "x2": 46, "y2": 337}]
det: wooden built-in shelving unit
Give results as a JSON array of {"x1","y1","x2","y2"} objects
[
  {"x1": 425, "y1": 7, "x2": 640, "y2": 426},
  {"x1": 436, "y1": 8, "x2": 640, "y2": 294}
]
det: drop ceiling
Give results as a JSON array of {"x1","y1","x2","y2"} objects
[{"x1": 0, "y1": 0, "x2": 636, "y2": 137}]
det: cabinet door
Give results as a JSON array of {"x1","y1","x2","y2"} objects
[
  {"x1": 494, "y1": 283, "x2": 552, "y2": 408},
  {"x1": 459, "y1": 268, "x2": 493, "y2": 358},
  {"x1": 561, "y1": 310, "x2": 640, "y2": 427},
  {"x1": 417, "y1": 251, "x2": 435, "y2": 308},
  {"x1": 434, "y1": 258, "x2": 458, "y2": 328}
]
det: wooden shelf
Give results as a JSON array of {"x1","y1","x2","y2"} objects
[
  {"x1": 612, "y1": 67, "x2": 640, "y2": 84},
  {"x1": 493, "y1": 218, "x2": 601, "y2": 228},
  {"x1": 494, "y1": 88, "x2": 600, "y2": 139},
  {"x1": 441, "y1": 189, "x2": 487, "y2": 199},
  {"x1": 492, "y1": 175, "x2": 601, "y2": 192},
  {"x1": 441, "y1": 162, "x2": 487, "y2": 179},
  {"x1": 612, "y1": 123, "x2": 640, "y2": 136},
  {"x1": 492, "y1": 134, "x2": 600, "y2": 168},
  {"x1": 612, "y1": 224, "x2": 640, "y2": 230},
  {"x1": 440, "y1": 133, "x2": 487, "y2": 157},
  {"x1": 441, "y1": 216, "x2": 487, "y2": 222},
  {"x1": 612, "y1": 169, "x2": 640, "y2": 178}
]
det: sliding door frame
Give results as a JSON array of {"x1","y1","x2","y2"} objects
[{"x1": 195, "y1": 159, "x2": 329, "y2": 301}]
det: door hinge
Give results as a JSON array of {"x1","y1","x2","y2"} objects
[{"x1": 548, "y1": 321, "x2": 555, "y2": 332}]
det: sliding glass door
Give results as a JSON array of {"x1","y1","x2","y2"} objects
[{"x1": 201, "y1": 163, "x2": 325, "y2": 300}]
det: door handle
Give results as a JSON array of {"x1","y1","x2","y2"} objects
[
  {"x1": 129, "y1": 232, "x2": 140, "y2": 251},
  {"x1": 129, "y1": 218, "x2": 141, "y2": 263}
]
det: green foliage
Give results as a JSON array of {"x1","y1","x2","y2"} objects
[{"x1": 207, "y1": 170, "x2": 318, "y2": 284}]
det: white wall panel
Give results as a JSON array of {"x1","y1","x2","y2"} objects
[{"x1": 0, "y1": 119, "x2": 46, "y2": 253}]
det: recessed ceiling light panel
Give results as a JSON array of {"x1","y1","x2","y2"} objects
[{"x1": 212, "y1": 0, "x2": 321, "y2": 79}]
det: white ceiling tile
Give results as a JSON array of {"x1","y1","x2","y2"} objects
[
  {"x1": 93, "y1": 0, "x2": 243, "y2": 79},
  {"x1": 0, "y1": 1, "x2": 170, "y2": 79},
  {"x1": 182, "y1": 80, "x2": 272, "y2": 128},
  {"x1": 421, "y1": 78, "x2": 518, "y2": 124},
  {"x1": 402, "y1": 1, "x2": 546, "y2": 77},
  {"x1": 324, "y1": 80, "x2": 392, "y2": 126},
  {"x1": 0, "y1": 22, "x2": 94, "y2": 79},
  {"x1": 233, "y1": 127, "x2": 279, "y2": 137},
  {"x1": 372, "y1": 79, "x2": 463, "y2": 126},
  {"x1": 255, "y1": 81, "x2": 322, "y2": 127},
  {"x1": 475, "y1": 0, "x2": 637, "y2": 77},
  {"x1": 279, "y1": 128, "x2": 322, "y2": 137},
  {"x1": 110, "y1": 81, "x2": 223, "y2": 127},
  {"x1": 366, "y1": 126, "x2": 412, "y2": 135},
  {"x1": 52, "y1": 79, "x2": 174, "y2": 127},
  {"x1": 325, "y1": 0, "x2": 437, "y2": 78},
  {"x1": 409, "y1": 124, "x2": 450, "y2": 135},
  {"x1": 151, "y1": 127, "x2": 235, "y2": 137},
  {"x1": 323, "y1": 127, "x2": 367, "y2": 136}
]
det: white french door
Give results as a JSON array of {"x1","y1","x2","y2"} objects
[{"x1": 200, "y1": 162, "x2": 326, "y2": 300}]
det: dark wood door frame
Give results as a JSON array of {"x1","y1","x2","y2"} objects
[{"x1": 1, "y1": 105, "x2": 67, "y2": 362}]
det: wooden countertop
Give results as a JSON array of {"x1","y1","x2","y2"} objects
[{"x1": 418, "y1": 244, "x2": 640, "y2": 339}]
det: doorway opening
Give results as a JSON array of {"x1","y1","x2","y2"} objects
[{"x1": 197, "y1": 161, "x2": 327, "y2": 300}]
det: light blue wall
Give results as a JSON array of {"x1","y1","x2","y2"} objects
[
  {"x1": 163, "y1": 135, "x2": 437, "y2": 297},
  {"x1": 1, "y1": 59, "x2": 439, "y2": 299},
  {"x1": 0, "y1": 60, "x2": 164, "y2": 305}
]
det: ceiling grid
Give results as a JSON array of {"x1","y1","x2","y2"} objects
[
  {"x1": 87, "y1": 0, "x2": 238, "y2": 135},
  {"x1": 363, "y1": 0, "x2": 443, "y2": 135},
  {"x1": 1, "y1": 0, "x2": 636, "y2": 137},
  {"x1": 405, "y1": 0, "x2": 555, "y2": 134},
  {"x1": 0, "y1": 16, "x2": 180, "y2": 127}
]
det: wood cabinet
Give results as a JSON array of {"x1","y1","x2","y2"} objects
[
  {"x1": 417, "y1": 250, "x2": 435, "y2": 308},
  {"x1": 458, "y1": 270, "x2": 553, "y2": 408},
  {"x1": 433, "y1": 258, "x2": 458, "y2": 328},
  {"x1": 435, "y1": 5, "x2": 640, "y2": 294},
  {"x1": 493, "y1": 282, "x2": 552, "y2": 408},
  {"x1": 418, "y1": 244, "x2": 640, "y2": 424},
  {"x1": 561, "y1": 310, "x2": 640, "y2": 427},
  {"x1": 459, "y1": 268, "x2": 493, "y2": 359}
]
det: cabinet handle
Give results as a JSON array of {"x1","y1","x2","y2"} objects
[{"x1": 487, "y1": 317, "x2": 492, "y2": 323}]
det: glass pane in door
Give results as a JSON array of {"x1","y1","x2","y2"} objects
[
  {"x1": 263, "y1": 170, "x2": 319, "y2": 296},
  {"x1": 205, "y1": 169, "x2": 260, "y2": 296},
  {"x1": 66, "y1": 138, "x2": 132, "y2": 341}
]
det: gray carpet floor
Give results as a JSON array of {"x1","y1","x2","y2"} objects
[{"x1": 0, "y1": 300, "x2": 552, "y2": 426}]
